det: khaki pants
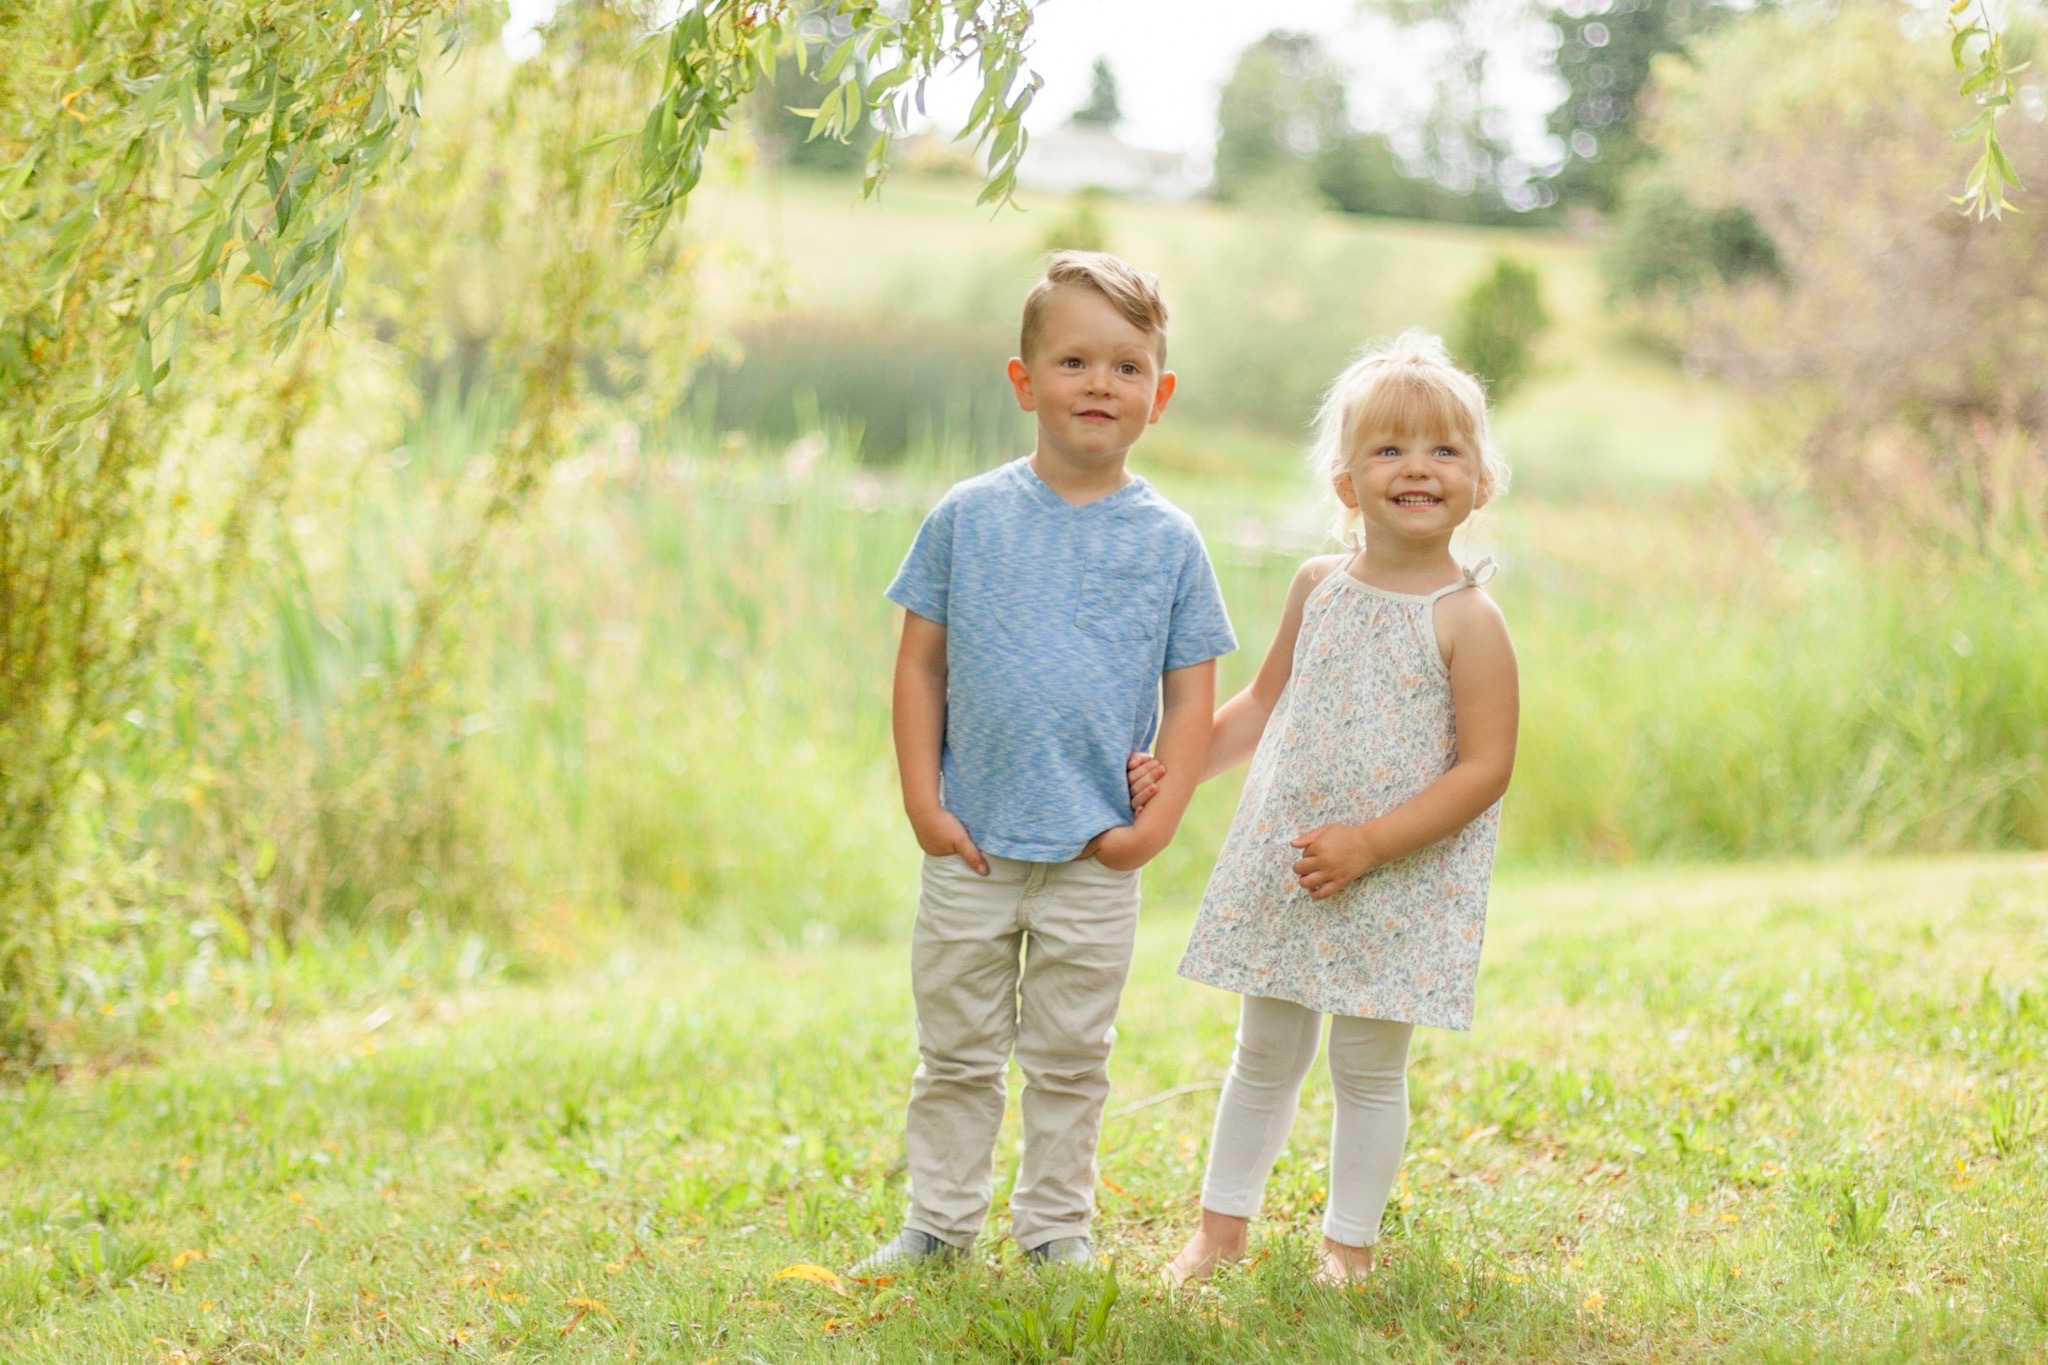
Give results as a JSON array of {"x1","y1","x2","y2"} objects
[{"x1": 902, "y1": 851, "x2": 1142, "y2": 1250}]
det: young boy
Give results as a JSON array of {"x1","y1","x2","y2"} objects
[{"x1": 854, "y1": 253, "x2": 1237, "y2": 1274}]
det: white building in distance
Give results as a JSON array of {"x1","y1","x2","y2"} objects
[{"x1": 1015, "y1": 125, "x2": 1200, "y2": 202}]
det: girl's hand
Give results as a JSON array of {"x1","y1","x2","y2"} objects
[
  {"x1": 1127, "y1": 751, "x2": 1167, "y2": 813},
  {"x1": 1290, "y1": 823, "x2": 1382, "y2": 900}
]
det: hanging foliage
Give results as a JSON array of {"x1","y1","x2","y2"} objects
[{"x1": 0, "y1": 0, "x2": 1043, "y2": 1067}]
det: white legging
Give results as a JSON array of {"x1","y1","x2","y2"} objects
[{"x1": 1200, "y1": 995, "x2": 1415, "y2": 1247}]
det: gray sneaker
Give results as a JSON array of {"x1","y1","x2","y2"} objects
[
  {"x1": 1025, "y1": 1235, "x2": 1098, "y2": 1270},
  {"x1": 847, "y1": 1228, "x2": 963, "y2": 1278}
]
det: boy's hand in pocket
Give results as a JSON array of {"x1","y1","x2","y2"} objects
[
  {"x1": 910, "y1": 808, "x2": 990, "y2": 875},
  {"x1": 1127, "y1": 751, "x2": 1167, "y2": 814}
]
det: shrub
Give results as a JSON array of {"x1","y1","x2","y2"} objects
[
  {"x1": 1040, "y1": 190, "x2": 1110, "y2": 254},
  {"x1": 1453, "y1": 258, "x2": 1551, "y2": 406},
  {"x1": 1602, "y1": 180, "x2": 1780, "y2": 302}
]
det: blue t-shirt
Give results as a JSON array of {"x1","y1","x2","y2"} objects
[{"x1": 886, "y1": 458, "x2": 1238, "y2": 861}]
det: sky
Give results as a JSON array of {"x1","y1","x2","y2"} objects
[
  {"x1": 943, "y1": 0, "x2": 1569, "y2": 177},
  {"x1": 502, "y1": 0, "x2": 1571, "y2": 180}
]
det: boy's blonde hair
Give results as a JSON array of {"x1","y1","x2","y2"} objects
[
  {"x1": 1020, "y1": 251, "x2": 1169, "y2": 363},
  {"x1": 1310, "y1": 329, "x2": 1508, "y2": 542}
]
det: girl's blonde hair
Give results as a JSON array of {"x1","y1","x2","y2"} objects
[{"x1": 1309, "y1": 329, "x2": 1508, "y2": 543}]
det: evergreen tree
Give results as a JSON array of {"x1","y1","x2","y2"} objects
[{"x1": 1073, "y1": 56, "x2": 1122, "y2": 128}]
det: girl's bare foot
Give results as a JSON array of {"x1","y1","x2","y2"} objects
[
  {"x1": 1312, "y1": 1236, "x2": 1375, "y2": 1287},
  {"x1": 1164, "y1": 1209, "x2": 1250, "y2": 1288}
]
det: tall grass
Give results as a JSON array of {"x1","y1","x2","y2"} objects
[
  {"x1": 415, "y1": 429, "x2": 2047, "y2": 951},
  {"x1": 49, "y1": 380, "x2": 2046, "y2": 1063},
  {"x1": 680, "y1": 314, "x2": 1030, "y2": 463},
  {"x1": 1499, "y1": 502, "x2": 2048, "y2": 859}
]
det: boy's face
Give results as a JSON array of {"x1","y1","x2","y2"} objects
[{"x1": 1007, "y1": 286, "x2": 1174, "y2": 469}]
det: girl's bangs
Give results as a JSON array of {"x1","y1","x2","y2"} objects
[{"x1": 1345, "y1": 370, "x2": 1479, "y2": 451}]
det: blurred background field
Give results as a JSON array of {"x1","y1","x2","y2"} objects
[
  {"x1": 41, "y1": 158, "x2": 2048, "y2": 1063},
  {"x1": 680, "y1": 174, "x2": 1737, "y2": 494},
  {"x1": 7, "y1": 1, "x2": 2046, "y2": 1072}
]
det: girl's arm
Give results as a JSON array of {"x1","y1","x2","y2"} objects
[
  {"x1": 1092, "y1": 660, "x2": 1216, "y2": 871},
  {"x1": 1291, "y1": 590, "x2": 1519, "y2": 900},
  {"x1": 1130, "y1": 555, "x2": 1345, "y2": 807}
]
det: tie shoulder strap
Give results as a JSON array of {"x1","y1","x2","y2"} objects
[{"x1": 1426, "y1": 556, "x2": 1498, "y2": 603}]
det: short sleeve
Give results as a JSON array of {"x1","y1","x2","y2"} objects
[
  {"x1": 1163, "y1": 530, "x2": 1237, "y2": 670},
  {"x1": 885, "y1": 494, "x2": 957, "y2": 624}
]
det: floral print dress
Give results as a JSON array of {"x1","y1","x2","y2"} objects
[{"x1": 1177, "y1": 559, "x2": 1501, "y2": 1030}]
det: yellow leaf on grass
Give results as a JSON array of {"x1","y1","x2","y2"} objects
[
  {"x1": 1581, "y1": 1291, "x2": 1606, "y2": 1313},
  {"x1": 774, "y1": 1263, "x2": 850, "y2": 1295},
  {"x1": 168, "y1": 1249, "x2": 206, "y2": 1272},
  {"x1": 565, "y1": 1296, "x2": 613, "y2": 1316}
]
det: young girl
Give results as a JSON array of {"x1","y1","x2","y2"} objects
[{"x1": 1133, "y1": 330, "x2": 1518, "y2": 1287}]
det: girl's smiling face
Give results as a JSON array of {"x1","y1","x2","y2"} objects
[{"x1": 1336, "y1": 428, "x2": 1489, "y2": 546}]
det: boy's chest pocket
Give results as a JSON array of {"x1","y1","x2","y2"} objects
[{"x1": 1075, "y1": 560, "x2": 1171, "y2": 641}]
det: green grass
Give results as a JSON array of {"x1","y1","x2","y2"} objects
[{"x1": 5, "y1": 855, "x2": 2044, "y2": 1360}]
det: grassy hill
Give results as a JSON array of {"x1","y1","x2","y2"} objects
[{"x1": 684, "y1": 172, "x2": 1742, "y2": 498}]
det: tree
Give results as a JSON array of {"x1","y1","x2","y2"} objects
[
  {"x1": 1213, "y1": 29, "x2": 1538, "y2": 223},
  {"x1": 752, "y1": 10, "x2": 869, "y2": 175},
  {"x1": 0, "y1": 0, "x2": 1044, "y2": 1067},
  {"x1": 1628, "y1": 5, "x2": 2048, "y2": 542},
  {"x1": 1314, "y1": 128, "x2": 1537, "y2": 225},
  {"x1": 1540, "y1": 0, "x2": 1801, "y2": 213},
  {"x1": 1073, "y1": 56, "x2": 1121, "y2": 127},
  {"x1": 1212, "y1": 31, "x2": 1348, "y2": 202},
  {"x1": 1543, "y1": 0, "x2": 1688, "y2": 211}
]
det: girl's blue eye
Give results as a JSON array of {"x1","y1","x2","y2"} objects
[{"x1": 1434, "y1": 447, "x2": 1457, "y2": 459}]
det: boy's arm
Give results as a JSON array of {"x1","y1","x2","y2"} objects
[
  {"x1": 1290, "y1": 592, "x2": 1519, "y2": 900},
  {"x1": 1092, "y1": 659, "x2": 1216, "y2": 871},
  {"x1": 893, "y1": 610, "x2": 989, "y2": 875}
]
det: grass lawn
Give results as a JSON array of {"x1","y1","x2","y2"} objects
[{"x1": 5, "y1": 855, "x2": 2045, "y2": 1361}]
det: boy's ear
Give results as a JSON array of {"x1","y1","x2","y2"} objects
[
  {"x1": 1333, "y1": 471, "x2": 1359, "y2": 510},
  {"x1": 1006, "y1": 357, "x2": 1036, "y2": 412},
  {"x1": 1147, "y1": 370, "x2": 1177, "y2": 424}
]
